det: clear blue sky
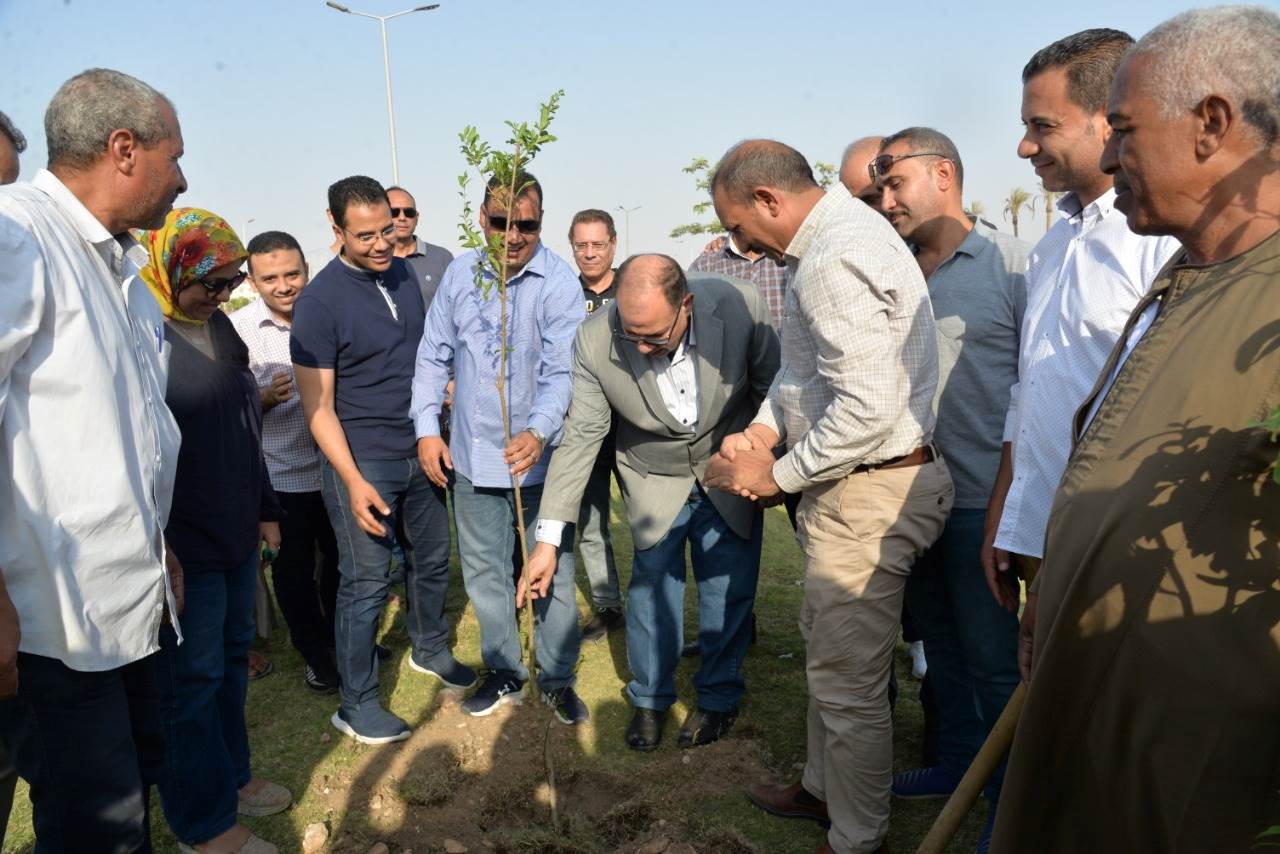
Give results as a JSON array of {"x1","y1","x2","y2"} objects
[{"x1": 1, "y1": 0, "x2": 1195, "y2": 264}]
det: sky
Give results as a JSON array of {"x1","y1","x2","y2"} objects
[{"x1": 1, "y1": 0, "x2": 1200, "y2": 266}]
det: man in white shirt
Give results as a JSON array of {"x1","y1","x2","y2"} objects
[
  {"x1": 0, "y1": 68, "x2": 186, "y2": 850},
  {"x1": 982, "y1": 29, "x2": 1180, "y2": 607}
]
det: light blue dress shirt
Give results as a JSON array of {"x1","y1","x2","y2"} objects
[{"x1": 411, "y1": 243, "x2": 584, "y2": 488}]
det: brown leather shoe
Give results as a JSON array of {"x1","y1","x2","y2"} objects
[{"x1": 745, "y1": 780, "x2": 830, "y2": 827}]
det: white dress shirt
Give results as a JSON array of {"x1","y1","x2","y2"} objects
[
  {"x1": 231, "y1": 297, "x2": 321, "y2": 493},
  {"x1": 0, "y1": 170, "x2": 182, "y2": 671},
  {"x1": 995, "y1": 189, "x2": 1180, "y2": 558},
  {"x1": 534, "y1": 321, "x2": 699, "y2": 548}
]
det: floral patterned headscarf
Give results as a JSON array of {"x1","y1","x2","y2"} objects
[{"x1": 136, "y1": 208, "x2": 246, "y2": 325}]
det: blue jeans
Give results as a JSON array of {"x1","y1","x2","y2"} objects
[
  {"x1": 905, "y1": 507, "x2": 1019, "y2": 795},
  {"x1": 156, "y1": 550, "x2": 256, "y2": 844},
  {"x1": 452, "y1": 473, "x2": 580, "y2": 690},
  {"x1": 577, "y1": 464, "x2": 622, "y2": 609},
  {"x1": 321, "y1": 457, "x2": 453, "y2": 711},
  {"x1": 627, "y1": 484, "x2": 761, "y2": 713}
]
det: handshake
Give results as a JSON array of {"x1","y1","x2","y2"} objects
[{"x1": 703, "y1": 423, "x2": 787, "y2": 508}]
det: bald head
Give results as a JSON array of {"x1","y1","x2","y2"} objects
[
  {"x1": 615, "y1": 254, "x2": 693, "y2": 356},
  {"x1": 839, "y1": 136, "x2": 884, "y2": 202},
  {"x1": 616, "y1": 254, "x2": 687, "y2": 307}
]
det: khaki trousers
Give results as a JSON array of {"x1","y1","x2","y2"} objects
[{"x1": 798, "y1": 457, "x2": 953, "y2": 854}]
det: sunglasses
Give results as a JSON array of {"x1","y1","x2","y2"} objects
[
  {"x1": 867, "y1": 151, "x2": 950, "y2": 182},
  {"x1": 195, "y1": 271, "x2": 247, "y2": 294},
  {"x1": 616, "y1": 305, "x2": 684, "y2": 348},
  {"x1": 488, "y1": 215, "x2": 542, "y2": 235},
  {"x1": 390, "y1": 207, "x2": 418, "y2": 218}
]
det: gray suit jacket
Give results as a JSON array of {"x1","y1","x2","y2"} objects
[{"x1": 539, "y1": 274, "x2": 780, "y2": 550}]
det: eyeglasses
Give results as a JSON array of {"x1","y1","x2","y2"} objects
[
  {"x1": 616, "y1": 305, "x2": 684, "y2": 348},
  {"x1": 390, "y1": 207, "x2": 418, "y2": 219},
  {"x1": 867, "y1": 151, "x2": 950, "y2": 182},
  {"x1": 572, "y1": 241, "x2": 612, "y2": 253},
  {"x1": 195, "y1": 271, "x2": 247, "y2": 294},
  {"x1": 342, "y1": 224, "x2": 396, "y2": 247},
  {"x1": 488, "y1": 215, "x2": 541, "y2": 235}
]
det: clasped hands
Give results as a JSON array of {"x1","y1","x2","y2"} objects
[{"x1": 704, "y1": 424, "x2": 785, "y2": 506}]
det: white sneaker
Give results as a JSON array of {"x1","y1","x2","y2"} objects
[{"x1": 909, "y1": 641, "x2": 928, "y2": 680}]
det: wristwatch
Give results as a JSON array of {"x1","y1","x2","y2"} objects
[{"x1": 527, "y1": 427, "x2": 547, "y2": 446}]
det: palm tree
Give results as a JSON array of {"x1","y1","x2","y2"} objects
[
  {"x1": 966, "y1": 200, "x2": 986, "y2": 219},
  {"x1": 1038, "y1": 183, "x2": 1060, "y2": 233},
  {"x1": 1004, "y1": 187, "x2": 1033, "y2": 238}
]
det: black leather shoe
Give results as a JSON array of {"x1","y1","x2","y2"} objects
[
  {"x1": 680, "y1": 640, "x2": 700, "y2": 658},
  {"x1": 626, "y1": 708, "x2": 665, "y2": 752},
  {"x1": 678, "y1": 707, "x2": 738, "y2": 748}
]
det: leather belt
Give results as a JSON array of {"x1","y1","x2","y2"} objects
[{"x1": 854, "y1": 445, "x2": 935, "y2": 473}]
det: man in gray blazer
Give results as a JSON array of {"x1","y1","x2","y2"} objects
[{"x1": 521, "y1": 254, "x2": 780, "y2": 751}]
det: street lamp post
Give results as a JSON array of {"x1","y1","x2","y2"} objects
[
  {"x1": 615, "y1": 205, "x2": 642, "y2": 258},
  {"x1": 325, "y1": 2, "x2": 440, "y2": 186}
]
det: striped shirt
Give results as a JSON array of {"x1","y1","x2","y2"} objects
[
  {"x1": 689, "y1": 236, "x2": 789, "y2": 332},
  {"x1": 754, "y1": 190, "x2": 938, "y2": 493},
  {"x1": 995, "y1": 189, "x2": 1180, "y2": 558},
  {"x1": 231, "y1": 297, "x2": 321, "y2": 493}
]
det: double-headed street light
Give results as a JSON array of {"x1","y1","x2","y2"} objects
[
  {"x1": 615, "y1": 205, "x2": 642, "y2": 258},
  {"x1": 325, "y1": 2, "x2": 440, "y2": 185}
]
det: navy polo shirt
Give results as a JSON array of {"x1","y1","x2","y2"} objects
[{"x1": 290, "y1": 254, "x2": 426, "y2": 460}]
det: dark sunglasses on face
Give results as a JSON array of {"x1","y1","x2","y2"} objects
[
  {"x1": 867, "y1": 151, "x2": 950, "y2": 182},
  {"x1": 390, "y1": 207, "x2": 418, "y2": 218},
  {"x1": 195, "y1": 271, "x2": 247, "y2": 294},
  {"x1": 488, "y1": 215, "x2": 542, "y2": 235}
]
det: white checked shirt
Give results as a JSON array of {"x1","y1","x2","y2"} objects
[
  {"x1": 753, "y1": 190, "x2": 938, "y2": 493},
  {"x1": 995, "y1": 190, "x2": 1180, "y2": 558},
  {"x1": 231, "y1": 297, "x2": 321, "y2": 493},
  {"x1": 0, "y1": 170, "x2": 183, "y2": 671}
]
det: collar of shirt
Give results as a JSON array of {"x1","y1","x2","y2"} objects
[
  {"x1": 1058, "y1": 187, "x2": 1117, "y2": 230},
  {"x1": 243, "y1": 295, "x2": 290, "y2": 331},
  {"x1": 480, "y1": 241, "x2": 549, "y2": 285},
  {"x1": 784, "y1": 189, "x2": 841, "y2": 263},
  {"x1": 939, "y1": 218, "x2": 994, "y2": 266},
  {"x1": 724, "y1": 235, "x2": 757, "y2": 263},
  {"x1": 32, "y1": 168, "x2": 141, "y2": 279},
  {"x1": 409, "y1": 236, "x2": 428, "y2": 258}
]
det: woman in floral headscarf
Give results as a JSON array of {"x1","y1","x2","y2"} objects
[{"x1": 139, "y1": 208, "x2": 290, "y2": 854}]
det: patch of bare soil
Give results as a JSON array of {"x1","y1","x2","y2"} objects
[{"x1": 306, "y1": 689, "x2": 772, "y2": 853}]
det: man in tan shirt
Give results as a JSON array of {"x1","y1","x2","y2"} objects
[{"x1": 705, "y1": 139, "x2": 953, "y2": 854}]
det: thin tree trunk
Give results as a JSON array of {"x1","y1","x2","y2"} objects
[{"x1": 494, "y1": 149, "x2": 560, "y2": 831}]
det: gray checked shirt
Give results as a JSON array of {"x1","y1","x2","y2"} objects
[{"x1": 754, "y1": 190, "x2": 939, "y2": 493}]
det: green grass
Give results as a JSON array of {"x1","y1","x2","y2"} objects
[{"x1": 3, "y1": 495, "x2": 985, "y2": 853}]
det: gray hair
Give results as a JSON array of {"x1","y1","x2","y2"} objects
[
  {"x1": 45, "y1": 68, "x2": 174, "y2": 170},
  {"x1": 710, "y1": 139, "x2": 818, "y2": 204},
  {"x1": 1130, "y1": 5, "x2": 1280, "y2": 147},
  {"x1": 0, "y1": 110, "x2": 26, "y2": 154}
]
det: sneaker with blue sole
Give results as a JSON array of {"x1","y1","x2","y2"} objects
[
  {"x1": 409, "y1": 653, "x2": 478, "y2": 690},
  {"x1": 892, "y1": 765, "x2": 961, "y2": 799},
  {"x1": 330, "y1": 705, "x2": 411, "y2": 745},
  {"x1": 542, "y1": 686, "x2": 590, "y2": 725},
  {"x1": 462, "y1": 671, "x2": 525, "y2": 717}
]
